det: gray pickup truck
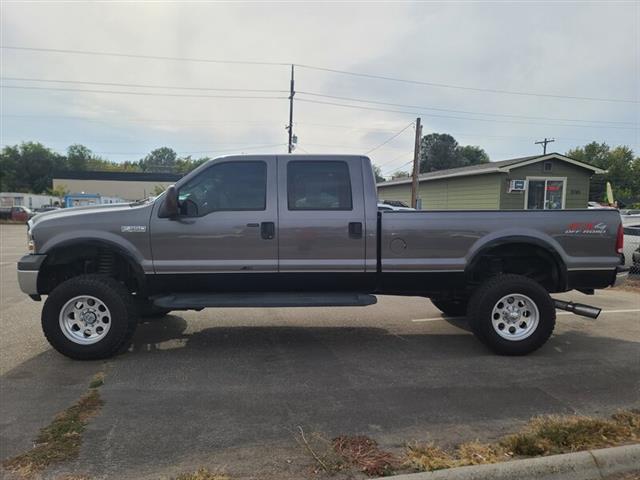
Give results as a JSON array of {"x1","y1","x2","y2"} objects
[{"x1": 18, "y1": 154, "x2": 627, "y2": 359}]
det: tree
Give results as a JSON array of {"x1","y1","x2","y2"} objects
[
  {"x1": 139, "y1": 147, "x2": 177, "y2": 172},
  {"x1": 457, "y1": 145, "x2": 489, "y2": 167},
  {"x1": 419, "y1": 133, "x2": 489, "y2": 172},
  {"x1": 420, "y1": 133, "x2": 460, "y2": 172},
  {"x1": 567, "y1": 142, "x2": 610, "y2": 169},
  {"x1": 372, "y1": 164, "x2": 386, "y2": 183},
  {"x1": 391, "y1": 171, "x2": 411, "y2": 179},
  {"x1": 175, "y1": 155, "x2": 210, "y2": 174},
  {"x1": 66, "y1": 144, "x2": 93, "y2": 171},
  {"x1": 566, "y1": 142, "x2": 639, "y2": 204},
  {"x1": 0, "y1": 142, "x2": 65, "y2": 193},
  {"x1": 47, "y1": 184, "x2": 69, "y2": 198}
]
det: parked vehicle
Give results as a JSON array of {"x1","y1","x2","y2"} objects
[
  {"x1": 622, "y1": 224, "x2": 640, "y2": 270},
  {"x1": 0, "y1": 206, "x2": 34, "y2": 222},
  {"x1": 377, "y1": 203, "x2": 415, "y2": 211},
  {"x1": 17, "y1": 155, "x2": 627, "y2": 360},
  {"x1": 632, "y1": 247, "x2": 640, "y2": 275},
  {"x1": 620, "y1": 209, "x2": 640, "y2": 225}
]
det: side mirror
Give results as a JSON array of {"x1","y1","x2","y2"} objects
[{"x1": 159, "y1": 185, "x2": 179, "y2": 218}]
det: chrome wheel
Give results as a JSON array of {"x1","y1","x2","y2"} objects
[
  {"x1": 59, "y1": 295, "x2": 112, "y2": 345},
  {"x1": 491, "y1": 293, "x2": 539, "y2": 341}
]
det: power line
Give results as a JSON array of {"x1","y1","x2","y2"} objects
[
  {"x1": 1, "y1": 84, "x2": 287, "y2": 100},
  {"x1": 0, "y1": 45, "x2": 288, "y2": 66},
  {"x1": 376, "y1": 150, "x2": 415, "y2": 169},
  {"x1": 364, "y1": 123, "x2": 414, "y2": 154},
  {"x1": 296, "y1": 98, "x2": 638, "y2": 130},
  {"x1": 83, "y1": 143, "x2": 287, "y2": 156},
  {"x1": 4, "y1": 45, "x2": 635, "y2": 104},
  {"x1": 1, "y1": 76, "x2": 287, "y2": 93},
  {"x1": 295, "y1": 64, "x2": 638, "y2": 104},
  {"x1": 382, "y1": 159, "x2": 414, "y2": 177},
  {"x1": 1, "y1": 113, "x2": 284, "y2": 126},
  {"x1": 297, "y1": 91, "x2": 635, "y2": 126}
]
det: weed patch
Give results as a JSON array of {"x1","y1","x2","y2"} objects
[
  {"x1": 406, "y1": 410, "x2": 640, "y2": 473},
  {"x1": 88, "y1": 372, "x2": 104, "y2": 389},
  {"x1": 2, "y1": 377, "x2": 104, "y2": 478},
  {"x1": 502, "y1": 410, "x2": 640, "y2": 456},
  {"x1": 332, "y1": 435, "x2": 399, "y2": 476}
]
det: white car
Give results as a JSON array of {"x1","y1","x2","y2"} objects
[
  {"x1": 622, "y1": 224, "x2": 640, "y2": 269},
  {"x1": 377, "y1": 202, "x2": 415, "y2": 211}
]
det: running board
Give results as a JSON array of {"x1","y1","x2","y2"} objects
[{"x1": 152, "y1": 292, "x2": 378, "y2": 310}]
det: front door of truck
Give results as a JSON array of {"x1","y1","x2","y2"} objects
[
  {"x1": 150, "y1": 157, "x2": 278, "y2": 281},
  {"x1": 276, "y1": 156, "x2": 367, "y2": 274}
]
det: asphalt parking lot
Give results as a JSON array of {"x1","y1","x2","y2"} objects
[{"x1": 1, "y1": 223, "x2": 639, "y2": 479}]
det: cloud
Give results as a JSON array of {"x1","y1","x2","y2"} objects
[{"x1": 1, "y1": 2, "x2": 637, "y2": 175}]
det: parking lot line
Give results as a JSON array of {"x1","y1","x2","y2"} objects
[{"x1": 412, "y1": 308, "x2": 640, "y2": 322}]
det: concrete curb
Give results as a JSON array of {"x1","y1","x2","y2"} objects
[{"x1": 380, "y1": 444, "x2": 640, "y2": 480}]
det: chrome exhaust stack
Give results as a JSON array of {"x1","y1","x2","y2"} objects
[{"x1": 553, "y1": 299, "x2": 602, "y2": 319}]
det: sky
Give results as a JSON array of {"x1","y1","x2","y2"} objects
[{"x1": 1, "y1": 1, "x2": 638, "y2": 178}]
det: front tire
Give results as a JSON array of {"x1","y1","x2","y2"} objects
[
  {"x1": 42, "y1": 275, "x2": 138, "y2": 360},
  {"x1": 467, "y1": 274, "x2": 555, "y2": 355}
]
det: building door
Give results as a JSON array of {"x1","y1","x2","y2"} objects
[{"x1": 525, "y1": 177, "x2": 566, "y2": 210}]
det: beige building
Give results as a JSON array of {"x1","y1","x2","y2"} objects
[{"x1": 53, "y1": 171, "x2": 183, "y2": 202}]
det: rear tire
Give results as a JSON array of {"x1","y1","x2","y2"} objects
[
  {"x1": 42, "y1": 275, "x2": 138, "y2": 360},
  {"x1": 430, "y1": 297, "x2": 468, "y2": 317},
  {"x1": 467, "y1": 274, "x2": 555, "y2": 355}
]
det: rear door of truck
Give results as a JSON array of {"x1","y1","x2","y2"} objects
[{"x1": 276, "y1": 155, "x2": 366, "y2": 273}]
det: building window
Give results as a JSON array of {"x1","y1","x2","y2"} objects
[
  {"x1": 526, "y1": 178, "x2": 565, "y2": 210},
  {"x1": 543, "y1": 161, "x2": 553, "y2": 172}
]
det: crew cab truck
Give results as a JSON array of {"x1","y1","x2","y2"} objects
[{"x1": 18, "y1": 155, "x2": 627, "y2": 360}]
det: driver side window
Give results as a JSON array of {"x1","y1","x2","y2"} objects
[{"x1": 178, "y1": 161, "x2": 267, "y2": 217}]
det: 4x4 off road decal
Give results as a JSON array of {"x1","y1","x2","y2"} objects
[{"x1": 564, "y1": 222, "x2": 607, "y2": 234}]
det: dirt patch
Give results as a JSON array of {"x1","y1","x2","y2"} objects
[
  {"x1": 2, "y1": 375, "x2": 105, "y2": 479},
  {"x1": 615, "y1": 275, "x2": 640, "y2": 292},
  {"x1": 173, "y1": 468, "x2": 230, "y2": 480}
]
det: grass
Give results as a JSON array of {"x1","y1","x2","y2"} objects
[
  {"x1": 173, "y1": 468, "x2": 230, "y2": 480},
  {"x1": 88, "y1": 372, "x2": 104, "y2": 389},
  {"x1": 406, "y1": 410, "x2": 640, "y2": 473},
  {"x1": 2, "y1": 375, "x2": 105, "y2": 478},
  {"x1": 331, "y1": 435, "x2": 399, "y2": 476},
  {"x1": 502, "y1": 410, "x2": 640, "y2": 456}
]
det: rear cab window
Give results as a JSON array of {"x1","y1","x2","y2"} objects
[{"x1": 287, "y1": 161, "x2": 352, "y2": 211}]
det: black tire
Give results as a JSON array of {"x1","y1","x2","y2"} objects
[
  {"x1": 467, "y1": 274, "x2": 555, "y2": 356},
  {"x1": 42, "y1": 275, "x2": 138, "y2": 360},
  {"x1": 135, "y1": 298, "x2": 171, "y2": 319},
  {"x1": 430, "y1": 297, "x2": 468, "y2": 317}
]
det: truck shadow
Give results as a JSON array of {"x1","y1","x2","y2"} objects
[{"x1": 2, "y1": 314, "x2": 639, "y2": 476}]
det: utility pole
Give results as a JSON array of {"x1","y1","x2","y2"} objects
[
  {"x1": 535, "y1": 137, "x2": 555, "y2": 155},
  {"x1": 411, "y1": 117, "x2": 422, "y2": 209},
  {"x1": 287, "y1": 64, "x2": 295, "y2": 153}
]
